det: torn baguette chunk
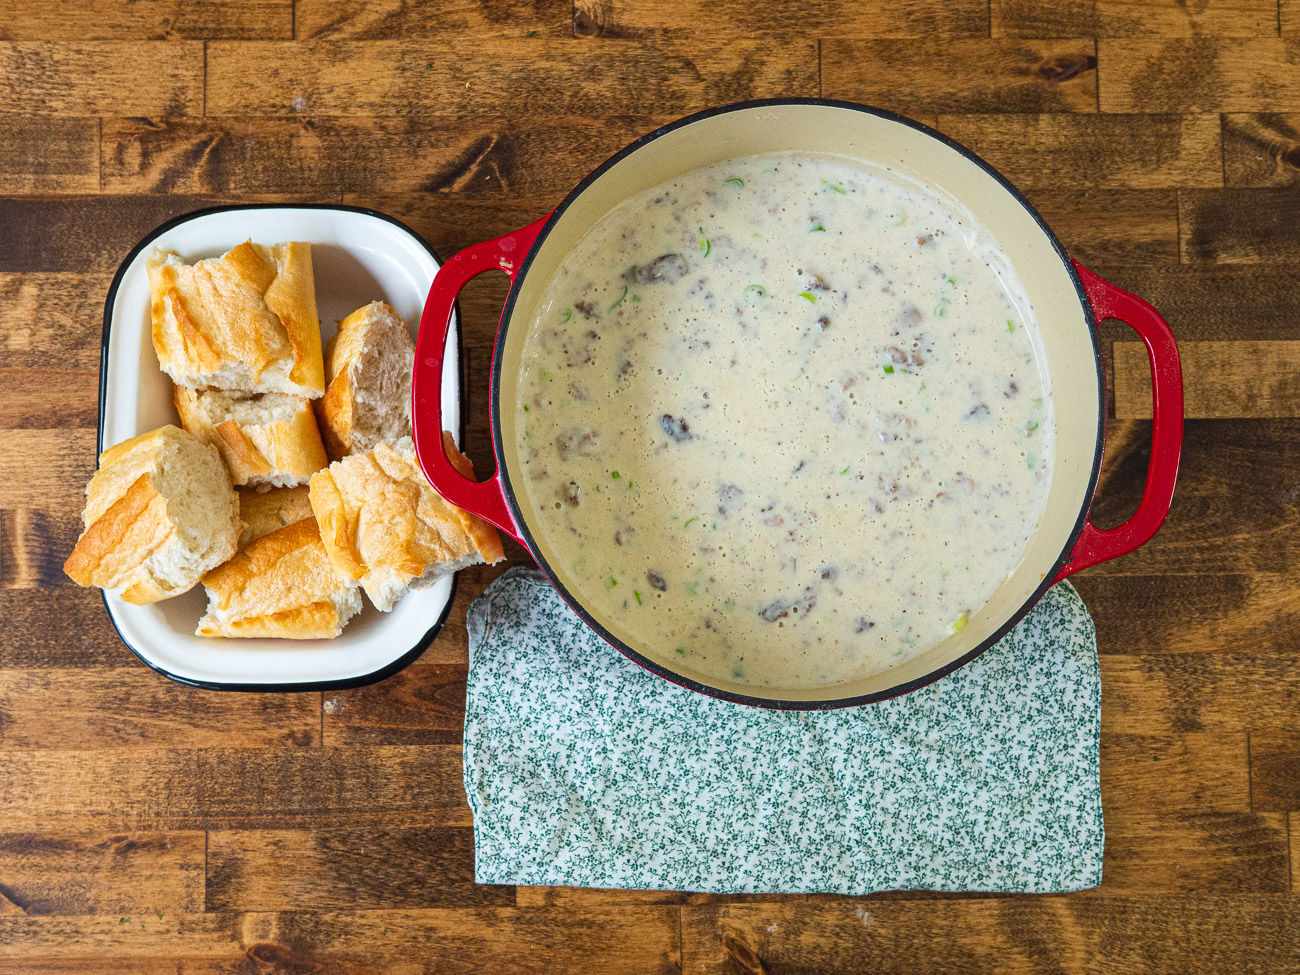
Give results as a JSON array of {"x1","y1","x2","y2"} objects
[
  {"x1": 309, "y1": 434, "x2": 505, "y2": 612},
  {"x1": 317, "y1": 300, "x2": 416, "y2": 460},
  {"x1": 235, "y1": 485, "x2": 314, "y2": 549},
  {"x1": 174, "y1": 386, "x2": 328, "y2": 488},
  {"x1": 197, "y1": 517, "x2": 361, "y2": 639},
  {"x1": 147, "y1": 241, "x2": 325, "y2": 397},
  {"x1": 63, "y1": 425, "x2": 241, "y2": 605}
]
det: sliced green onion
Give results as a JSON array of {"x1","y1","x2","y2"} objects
[
  {"x1": 698, "y1": 227, "x2": 711, "y2": 257},
  {"x1": 610, "y1": 470, "x2": 621, "y2": 479},
  {"x1": 883, "y1": 364, "x2": 895, "y2": 374},
  {"x1": 1007, "y1": 319, "x2": 1016, "y2": 333},
  {"x1": 1027, "y1": 421, "x2": 1039, "y2": 432},
  {"x1": 950, "y1": 611, "x2": 969, "y2": 633},
  {"x1": 684, "y1": 517, "x2": 697, "y2": 528},
  {"x1": 724, "y1": 177, "x2": 745, "y2": 188},
  {"x1": 610, "y1": 284, "x2": 628, "y2": 309},
  {"x1": 676, "y1": 647, "x2": 686, "y2": 655},
  {"x1": 809, "y1": 223, "x2": 825, "y2": 233},
  {"x1": 744, "y1": 284, "x2": 767, "y2": 298},
  {"x1": 934, "y1": 299, "x2": 950, "y2": 318},
  {"x1": 1027, "y1": 453, "x2": 1038, "y2": 469},
  {"x1": 522, "y1": 404, "x2": 529, "y2": 412},
  {"x1": 799, "y1": 291, "x2": 816, "y2": 303},
  {"x1": 893, "y1": 210, "x2": 906, "y2": 226},
  {"x1": 559, "y1": 308, "x2": 572, "y2": 323},
  {"x1": 840, "y1": 466, "x2": 850, "y2": 474},
  {"x1": 634, "y1": 590, "x2": 643, "y2": 605},
  {"x1": 822, "y1": 180, "x2": 847, "y2": 194},
  {"x1": 605, "y1": 576, "x2": 618, "y2": 590}
]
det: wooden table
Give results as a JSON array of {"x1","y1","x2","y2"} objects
[{"x1": 2, "y1": 1, "x2": 1299, "y2": 971}]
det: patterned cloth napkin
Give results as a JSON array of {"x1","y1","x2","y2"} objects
[{"x1": 463, "y1": 568, "x2": 1103, "y2": 894}]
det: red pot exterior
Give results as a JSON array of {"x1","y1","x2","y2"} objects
[{"x1": 411, "y1": 99, "x2": 1184, "y2": 709}]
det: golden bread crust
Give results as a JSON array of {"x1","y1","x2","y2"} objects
[
  {"x1": 315, "y1": 345, "x2": 355, "y2": 461},
  {"x1": 211, "y1": 601, "x2": 343, "y2": 639},
  {"x1": 173, "y1": 386, "x2": 328, "y2": 487},
  {"x1": 236, "y1": 486, "x2": 314, "y2": 548},
  {"x1": 317, "y1": 305, "x2": 365, "y2": 459},
  {"x1": 307, "y1": 466, "x2": 367, "y2": 580},
  {"x1": 307, "y1": 435, "x2": 504, "y2": 609},
  {"x1": 316, "y1": 301, "x2": 413, "y2": 461},
  {"x1": 147, "y1": 241, "x2": 325, "y2": 396},
  {"x1": 63, "y1": 425, "x2": 240, "y2": 604},
  {"x1": 198, "y1": 517, "x2": 355, "y2": 639},
  {"x1": 260, "y1": 241, "x2": 324, "y2": 392},
  {"x1": 63, "y1": 473, "x2": 172, "y2": 595},
  {"x1": 215, "y1": 419, "x2": 274, "y2": 480}
]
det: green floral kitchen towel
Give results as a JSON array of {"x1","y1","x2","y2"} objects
[{"x1": 464, "y1": 568, "x2": 1103, "y2": 894}]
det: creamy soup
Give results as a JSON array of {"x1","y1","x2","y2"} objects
[{"x1": 515, "y1": 153, "x2": 1054, "y2": 688}]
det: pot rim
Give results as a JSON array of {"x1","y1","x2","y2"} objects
[{"x1": 489, "y1": 97, "x2": 1106, "y2": 709}]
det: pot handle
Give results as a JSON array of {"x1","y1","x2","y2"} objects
[
  {"x1": 411, "y1": 216, "x2": 549, "y2": 543},
  {"x1": 1053, "y1": 261, "x2": 1184, "y2": 582}
]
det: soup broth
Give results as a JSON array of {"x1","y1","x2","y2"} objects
[{"x1": 515, "y1": 152, "x2": 1054, "y2": 688}]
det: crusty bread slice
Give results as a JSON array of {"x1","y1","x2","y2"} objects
[
  {"x1": 236, "y1": 485, "x2": 314, "y2": 549},
  {"x1": 316, "y1": 301, "x2": 415, "y2": 460},
  {"x1": 174, "y1": 386, "x2": 328, "y2": 488},
  {"x1": 147, "y1": 242, "x2": 325, "y2": 397},
  {"x1": 308, "y1": 434, "x2": 505, "y2": 611},
  {"x1": 197, "y1": 517, "x2": 361, "y2": 639},
  {"x1": 63, "y1": 425, "x2": 241, "y2": 604}
]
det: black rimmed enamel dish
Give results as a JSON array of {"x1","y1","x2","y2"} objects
[
  {"x1": 100, "y1": 204, "x2": 461, "y2": 691},
  {"x1": 411, "y1": 99, "x2": 1184, "y2": 709}
]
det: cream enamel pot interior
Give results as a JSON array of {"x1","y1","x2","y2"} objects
[{"x1": 411, "y1": 99, "x2": 1184, "y2": 709}]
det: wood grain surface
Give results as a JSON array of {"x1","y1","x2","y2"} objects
[{"x1": 1, "y1": 1, "x2": 1298, "y2": 971}]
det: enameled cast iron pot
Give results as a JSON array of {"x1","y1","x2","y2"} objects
[{"x1": 411, "y1": 98, "x2": 1184, "y2": 709}]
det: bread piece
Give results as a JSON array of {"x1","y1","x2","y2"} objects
[
  {"x1": 236, "y1": 485, "x2": 314, "y2": 549},
  {"x1": 197, "y1": 517, "x2": 361, "y2": 639},
  {"x1": 317, "y1": 301, "x2": 415, "y2": 460},
  {"x1": 148, "y1": 241, "x2": 325, "y2": 397},
  {"x1": 309, "y1": 434, "x2": 505, "y2": 611},
  {"x1": 63, "y1": 425, "x2": 241, "y2": 604},
  {"x1": 174, "y1": 386, "x2": 327, "y2": 488}
]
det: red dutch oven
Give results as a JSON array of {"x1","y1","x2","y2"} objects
[{"x1": 411, "y1": 98, "x2": 1184, "y2": 709}]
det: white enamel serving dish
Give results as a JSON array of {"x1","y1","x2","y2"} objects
[{"x1": 99, "y1": 205, "x2": 460, "y2": 689}]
